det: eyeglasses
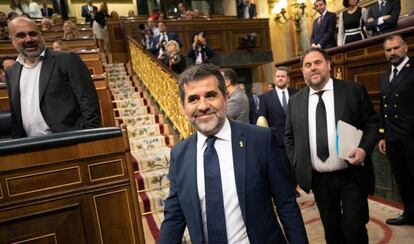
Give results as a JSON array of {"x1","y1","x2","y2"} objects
[{"x1": 14, "y1": 31, "x2": 40, "y2": 39}]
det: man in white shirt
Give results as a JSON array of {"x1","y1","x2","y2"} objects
[
  {"x1": 159, "y1": 63, "x2": 308, "y2": 244},
  {"x1": 5, "y1": 17, "x2": 100, "y2": 138},
  {"x1": 285, "y1": 48, "x2": 378, "y2": 244}
]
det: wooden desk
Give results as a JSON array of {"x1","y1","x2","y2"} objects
[{"x1": 0, "y1": 127, "x2": 144, "y2": 244}]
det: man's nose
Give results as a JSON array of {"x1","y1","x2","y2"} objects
[{"x1": 198, "y1": 97, "x2": 209, "y2": 111}]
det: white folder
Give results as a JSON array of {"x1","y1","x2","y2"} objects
[{"x1": 337, "y1": 120, "x2": 363, "y2": 161}]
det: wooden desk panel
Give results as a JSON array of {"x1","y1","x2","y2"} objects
[{"x1": 0, "y1": 128, "x2": 144, "y2": 244}]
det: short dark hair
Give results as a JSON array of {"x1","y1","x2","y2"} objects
[
  {"x1": 178, "y1": 64, "x2": 226, "y2": 104},
  {"x1": 343, "y1": 0, "x2": 359, "y2": 8},
  {"x1": 300, "y1": 47, "x2": 331, "y2": 67},
  {"x1": 275, "y1": 66, "x2": 290, "y2": 76},
  {"x1": 220, "y1": 68, "x2": 239, "y2": 85},
  {"x1": 314, "y1": 0, "x2": 326, "y2": 5},
  {"x1": 383, "y1": 34, "x2": 407, "y2": 45},
  {"x1": 268, "y1": 83, "x2": 275, "y2": 89}
]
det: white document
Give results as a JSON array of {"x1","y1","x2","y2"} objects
[{"x1": 337, "y1": 120, "x2": 363, "y2": 161}]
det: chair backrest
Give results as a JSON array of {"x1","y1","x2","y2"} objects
[{"x1": 0, "y1": 110, "x2": 12, "y2": 137}]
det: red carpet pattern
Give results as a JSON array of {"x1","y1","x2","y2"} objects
[{"x1": 105, "y1": 63, "x2": 414, "y2": 244}]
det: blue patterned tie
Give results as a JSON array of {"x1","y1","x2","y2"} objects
[
  {"x1": 204, "y1": 136, "x2": 227, "y2": 244},
  {"x1": 282, "y1": 91, "x2": 287, "y2": 112}
]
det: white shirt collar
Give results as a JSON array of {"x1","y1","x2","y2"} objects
[
  {"x1": 392, "y1": 56, "x2": 409, "y2": 72},
  {"x1": 197, "y1": 118, "x2": 231, "y2": 151},
  {"x1": 275, "y1": 86, "x2": 288, "y2": 93},
  {"x1": 16, "y1": 50, "x2": 46, "y2": 68},
  {"x1": 309, "y1": 77, "x2": 333, "y2": 96},
  {"x1": 321, "y1": 10, "x2": 327, "y2": 16}
]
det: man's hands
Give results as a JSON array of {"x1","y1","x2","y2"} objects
[
  {"x1": 378, "y1": 139, "x2": 386, "y2": 154},
  {"x1": 348, "y1": 148, "x2": 366, "y2": 166}
]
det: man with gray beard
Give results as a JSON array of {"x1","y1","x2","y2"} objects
[
  {"x1": 159, "y1": 64, "x2": 307, "y2": 244},
  {"x1": 5, "y1": 17, "x2": 100, "y2": 138},
  {"x1": 378, "y1": 34, "x2": 414, "y2": 226}
]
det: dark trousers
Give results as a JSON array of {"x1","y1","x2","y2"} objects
[
  {"x1": 386, "y1": 140, "x2": 414, "y2": 219},
  {"x1": 277, "y1": 145, "x2": 296, "y2": 187},
  {"x1": 312, "y1": 169, "x2": 369, "y2": 244}
]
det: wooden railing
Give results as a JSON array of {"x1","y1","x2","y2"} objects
[{"x1": 128, "y1": 37, "x2": 193, "y2": 139}]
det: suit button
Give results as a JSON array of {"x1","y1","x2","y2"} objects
[
  {"x1": 383, "y1": 96, "x2": 386, "y2": 99},
  {"x1": 385, "y1": 115, "x2": 388, "y2": 118},
  {"x1": 395, "y1": 93, "x2": 399, "y2": 97},
  {"x1": 394, "y1": 104, "x2": 397, "y2": 108},
  {"x1": 384, "y1": 104, "x2": 387, "y2": 108},
  {"x1": 395, "y1": 115, "x2": 398, "y2": 119}
]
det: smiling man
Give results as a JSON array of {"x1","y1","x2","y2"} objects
[
  {"x1": 285, "y1": 48, "x2": 378, "y2": 244},
  {"x1": 159, "y1": 64, "x2": 308, "y2": 244},
  {"x1": 5, "y1": 17, "x2": 100, "y2": 138}
]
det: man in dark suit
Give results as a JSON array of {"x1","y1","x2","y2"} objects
[
  {"x1": 5, "y1": 17, "x2": 100, "y2": 138},
  {"x1": 310, "y1": 0, "x2": 337, "y2": 49},
  {"x1": 378, "y1": 34, "x2": 414, "y2": 226},
  {"x1": 159, "y1": 64, "x2": 308, "y2": 244},
  {"x1": 285, "y1": 48, "x2": 378, "y2": 244},
  {"x1": 237, "y1": 0, "x2": 257, "y2": 19},
  {"x1": 258, "y1": 66, "x2": 298, "y2": 194},
  {"x1": 248, "y1": 85, "x2": 260, "y2": 124},
  {"x1": 366, "y1": 0, "x2": 400, "y2": 36},
  {"x1": 81, "y1": 0, "x2": 98, "y2": 24},
  {"x1": 151, "y1": 22, "x2": 183, "y2": 58}
]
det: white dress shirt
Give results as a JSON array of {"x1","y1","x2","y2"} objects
[
  {"x1": 17, "y1": 51, "x2": 52, "y2": 137},
  {"x1": 197, "y1": 119, "x2": 250, "y2": 244},
  {"x1": 389, "y1": 56, "x2": 409, "y2": 81},
  {"x1": 275, "y1": 86, "x2": 289, "y2": 108},
  {"x1": 20, "y1": 2, "x2": 42, "y2": 18},
  {"x1": 308, "y1": 78, "x2": 348, "y2": 172}
]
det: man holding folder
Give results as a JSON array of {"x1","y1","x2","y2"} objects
[{"x1": 285, "y1": 48, "x2": 378, "y2": 244}]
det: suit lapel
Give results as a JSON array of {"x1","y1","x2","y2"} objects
[
  {"x1": 333, "y1": 79, "x2": 346, "y2": 123},
  {"x1": 229, "y1": 121, "x2": 247, "y2": 222},
  {"x1": 272, "y1": 89, "x2": 284, "y2": 113},
  {"x1": 388, "y1": 59, "x2": 414, "y2": 95},
  {"x1": 8, "y1": 64, "x2": 23, "y2": 122},
  {"x1": 39, "y1": 49, "x2": 55, "y2": 100},
  {"x1": 187, "y1": 134, "x2": 204, "y2": 236},
  {"x1": 298, "y1": 88, "x2": 310, "y2": 143}
]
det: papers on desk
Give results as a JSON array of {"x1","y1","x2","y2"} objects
[{"x1": 336, "y1": 120, "x2": 363, "y2": 161}]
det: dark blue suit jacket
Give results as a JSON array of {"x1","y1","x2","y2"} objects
[
  {"x1": 159, "y1": 121, "x2": 307, "y2": 244},
  {"x1": 366, "y1": 0, "x2": 400, "y2": 35},
  {"x1": 310, "y1": 11, "x2": 337, "y2": 49},
  {"x1": 81, "y1": 5, "x2": 97, "y2": 23},
  {"x1": 258, "y1": 88, "x2": 297, "y2": 146}
]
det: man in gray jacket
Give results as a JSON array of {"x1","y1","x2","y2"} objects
[{"x1": 221, "y1": 68, "x2": 249, "y2": 123}]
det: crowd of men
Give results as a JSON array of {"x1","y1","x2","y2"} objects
[{"x1": 0, "y1": 1, "x2": 413, "y2": 244}]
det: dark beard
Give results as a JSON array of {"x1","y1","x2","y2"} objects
[{"x1": 389, "y1": 55, "x2": 405, "y2": 66}]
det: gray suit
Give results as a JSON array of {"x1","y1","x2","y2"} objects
[{"x1": 226, "y1": 86, "x2": 249, "y2": 123}]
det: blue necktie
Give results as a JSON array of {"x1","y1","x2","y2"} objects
[
  {"x1": 282, "y1": 91, "x2": 287, "y2": 113},
  {"x1": 204, "y1": 136, "x2": 227, "y2": 244}
]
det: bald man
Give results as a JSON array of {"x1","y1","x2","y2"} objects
[{"x1": 5, "y1": 17, "x2": 100, "y2": 138}]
